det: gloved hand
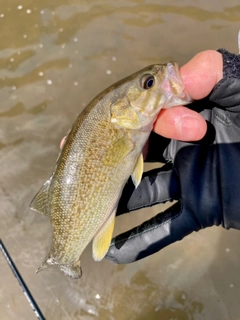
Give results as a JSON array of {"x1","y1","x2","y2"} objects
[{"x1": 106, "y1": 49, "x2": 240, "y2": 264}]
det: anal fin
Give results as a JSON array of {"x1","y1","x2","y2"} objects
[{"x1": 92, "y1": 209, "x2": 116, "y2": 261}]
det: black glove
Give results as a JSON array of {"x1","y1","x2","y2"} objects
[{"x1": 106, "y1": 49, "x2": 240, "y2": 264}]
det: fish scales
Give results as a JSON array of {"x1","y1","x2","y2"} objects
[
  {"x1": 51, "y1": 101, "x2": 128, "y2": 262},
  {"x1": 30, "y1": 62, "x2": 191, "y2": 278}
]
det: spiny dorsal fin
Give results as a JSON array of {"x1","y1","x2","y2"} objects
[
  {"x1": 30, "y1": 178, "x2": 51, "y2": 216},
  {"x1": 131, "y1": 153, "x2": 143, "y2": 188}
]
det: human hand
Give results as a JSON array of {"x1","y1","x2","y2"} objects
[
  {"x1": 60, "y1": 50, "x2": 222, "y2": 149},
  {"x1": 154, "y1": 49, "x2": 222, "y2": 141},
  {"x1": 106, "y1": 48, "x2": 240, "y2": 264}
]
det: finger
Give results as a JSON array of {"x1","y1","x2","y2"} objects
[
  {"x1": 60, "y1": 136, "x2": 67, "y2": 149},
  {"x1": 180, "y1": 50, "x2": 223, "y2": 100},
  {"x1": 154, "y1": 50, "x2": 223, "y2": 141},
  {"x1": 116, "y1": 164, "x2": 180, "y2": 216},
  {"x1": 106, "y1": 202, "x2": 201, "y2": 264},
  {"x1": 154, "y1": 106, "x2": 207, "y2": 141}
]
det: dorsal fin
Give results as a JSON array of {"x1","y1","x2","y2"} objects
[{"x1": 30, "y1": 178, "x2": 51, "y2": 216}]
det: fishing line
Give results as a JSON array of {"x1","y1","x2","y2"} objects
[
  {"x1": 38, "y1": 274, "x2": 73, "y2": 320},
  {"x1": 0, "y1": 238, "x2": 45, "y2": 320}
]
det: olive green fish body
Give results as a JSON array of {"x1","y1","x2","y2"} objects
[
  {"x1": 30, "y1": 62, "x2": 191, "y2": 278},
  {"x1": 48, "y1": 104, "x2": 138, "y2": 275}
]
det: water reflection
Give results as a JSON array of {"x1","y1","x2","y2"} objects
[
  {"x1": 0, "y1": 58, "x2": 69, "y2": 89},
  {"x1": 1, "y1": 0, "x2": 240, "y2": 319},
  {"x1": 97, "y1": 271, "x2": 204, "y2": 320},
  {"x1": 0, "y1": 101, "x2": 48, "y2": 117}
]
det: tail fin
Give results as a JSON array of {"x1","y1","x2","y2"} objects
[
  {"x1": 36, "y1": 259, "x2": 51, "y2": 274},
  {"x1": 36, "y1": 258, "x2": 82, "y2": 279},
  {"x1": 59, "y1": 262, "x2": 82, "y2": 279}
]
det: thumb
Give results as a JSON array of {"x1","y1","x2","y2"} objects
[{"x1": 153, "y1": 50, "x2": 223, "y2": 141}]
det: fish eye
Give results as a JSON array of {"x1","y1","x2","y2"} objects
[{"x1": 140, "y1": 74, "x2": 155, "y2": 90}]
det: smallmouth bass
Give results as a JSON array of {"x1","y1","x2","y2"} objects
[{"x1": 30, "y1": 62, "x2": 191, "y2": 278}]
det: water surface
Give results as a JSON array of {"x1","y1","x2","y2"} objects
[{"x1": 1, "y1": 1, "x2": 240, "y2": 319}]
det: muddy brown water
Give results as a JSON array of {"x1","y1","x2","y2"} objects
[{"x1": 1, "y1": 1, "x2": 240, "y2": 319}]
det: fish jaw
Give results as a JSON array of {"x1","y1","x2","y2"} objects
[
  {"x1": 112, "y1": 62, "x2": 192, "y2": 131},
  {"x1": 159, "y1": 62, "x2": 192, "y2": 107}
]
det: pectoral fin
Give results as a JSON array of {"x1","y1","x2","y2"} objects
[
  {"x1": 131, "y1": 153, "x2": 143, "y2": 188},
  {"x1": 103, "y1": 135, "x2": 134, "y2": 166},
  {"x1": 30, "y1": 178, "x2": 52, "y2": 216},
  {"x1": 92, "y1": 209, "x2": 116, "y2": 261}
]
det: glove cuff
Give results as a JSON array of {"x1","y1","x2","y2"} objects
[
  {"x1": 209, "y1": 49, "x2": 240, "y2": 111},
  {"x1": 217, "y1": 48, "x2": 240, "y2": 78}
]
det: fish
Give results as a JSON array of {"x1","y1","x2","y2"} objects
[{"x1": 30, "y1": 62, "x2": 191, "y2": 279}]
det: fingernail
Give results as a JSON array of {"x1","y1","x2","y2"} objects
[{"x1": 60, "y1": 136, "x2": 67, "y2": 149}]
